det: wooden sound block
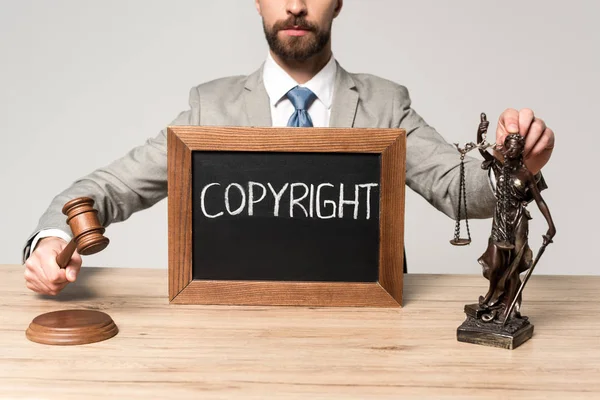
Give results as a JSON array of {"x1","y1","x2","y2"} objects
[{"x1": 26, "y1": 310, "x2": 118, "y2": 346}]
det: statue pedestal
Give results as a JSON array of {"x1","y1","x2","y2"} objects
[{"x1": 457, "y1": 304, "x2": 533, "y2": 350}]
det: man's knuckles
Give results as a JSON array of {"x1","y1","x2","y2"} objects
[
  {"x1": 26, "y1": 282, "x2": 40, "y2": 293},
  {"x1": 46, "y1": 271, "x2": 67, "y2": 285},
  {"x1": 47, "y1": 282, "x2": 66, "y2": 294},
  {"x1": 23, "y1": 268, "x2": 35, "y2": 282},
  {"x1": 531, "y1": 118, "x2": 546, "y2": 133},
  {"x1": 24, "y1": 258, "x2": 37, "y2": 271},
  {"x1": 519, "y1": 108, "x2": 535, "y2": 120}
]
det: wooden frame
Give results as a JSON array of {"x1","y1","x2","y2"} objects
[{"x1": 167, "y1": 126, "x2": 406, "y2": 307}]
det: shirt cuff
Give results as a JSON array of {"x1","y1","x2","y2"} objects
[{"x1": 27, "y1": 229, "x2": 72, "y2": 258}]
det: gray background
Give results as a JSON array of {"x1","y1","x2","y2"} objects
[{"x1": 1, "y1": 0, "x2": 597, "y2": 274}]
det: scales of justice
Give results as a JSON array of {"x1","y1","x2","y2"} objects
[{"x1": 451, "y1": 113, "x2": 556, "y2": 350}]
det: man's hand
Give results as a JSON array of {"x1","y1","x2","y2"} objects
[
  {"x1": 496, "y1": 108, "x2": 555, "y2": 174},
  {"x1": 24, "y1": 237, "x2": 82, "y2": 295}
]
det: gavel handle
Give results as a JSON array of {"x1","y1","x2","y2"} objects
[{"x1": 56, "y1": 239, "x2": 77, "y2": 269}]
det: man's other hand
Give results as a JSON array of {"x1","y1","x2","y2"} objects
[
  {"x1": 496, "y1": 108, "x2": 555, "y2": 174},
  {"x1": 24, "y1": 237, "x2": 82, "y2": 295}
]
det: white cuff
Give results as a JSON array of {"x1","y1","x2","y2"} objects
[{"x1": 29, "y1": 229, "x2": 72, "y2": 257}]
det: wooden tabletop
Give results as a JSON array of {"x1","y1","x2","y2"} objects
[{"x1": 1, "y1": 265, "x2": 599, "y2": 399}]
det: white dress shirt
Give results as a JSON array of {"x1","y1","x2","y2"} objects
[{"x1": 263, "y1": 52, "x2": 337, "y2": 127}]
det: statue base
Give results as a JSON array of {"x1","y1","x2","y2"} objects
[{"x1": 457, "y1": 304, "x2": 533, "y2": 350}]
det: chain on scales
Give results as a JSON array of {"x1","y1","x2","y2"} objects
[{"x1": 450, "y1": 113, "x2": 512, "y2": 248}]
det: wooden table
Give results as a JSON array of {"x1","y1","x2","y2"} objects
[{"x1": 1, "y1": 265, "x2": 599, "y2": 399}]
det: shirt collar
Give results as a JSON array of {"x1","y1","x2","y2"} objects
[{"x1": 263, "y1": 52, "x2": 337, "y2": 109}]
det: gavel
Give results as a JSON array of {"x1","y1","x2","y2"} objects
[
  {"x1": 26, "y1": 196, "x2": 117, "y2": 346},
  {"x1": 55, "y1": 197, "x2": 109, "y2": 268}
]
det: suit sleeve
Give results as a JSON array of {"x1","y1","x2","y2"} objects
[
  {"x1": 22, "y1": 87, "x2": 201, "y2": 261},
  {"x1": 393, "y1": 85, "x2": 497, "y2": 219}
]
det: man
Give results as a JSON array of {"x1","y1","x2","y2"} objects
[{"x1": 23, "y1": 0, "x2": 555, "y2": 296}]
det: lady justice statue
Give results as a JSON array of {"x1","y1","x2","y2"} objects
[{"x1": 453, "y1": 113, "x2": 556, "y2": 349}]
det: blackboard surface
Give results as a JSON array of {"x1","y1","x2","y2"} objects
[{"x1": 192, "y1": 151, "x2": 381, "y2": 282}]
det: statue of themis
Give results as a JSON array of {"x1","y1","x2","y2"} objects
[{"x1": 453, "y1": 113, "x2": 556, "y2": 350}]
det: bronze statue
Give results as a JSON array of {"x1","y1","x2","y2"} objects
[{"x1": 454, "y1": 114, "x2": 556, "y2": 349}]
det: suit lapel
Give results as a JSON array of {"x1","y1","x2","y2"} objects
[
  {"x1": 329, "y1": 63, "x2": 359, "y2": 128},
  {"x1": 243, "y1": 65, "x2": 272, "y2": 127}
]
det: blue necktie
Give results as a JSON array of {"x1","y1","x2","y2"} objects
[{"x1": 286, "y1": 86, "x2": 317, "y2": 127}]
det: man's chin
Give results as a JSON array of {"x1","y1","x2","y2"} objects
[
  {"x1": 267, "y1": 30, "x2": 328, "y2": 61},
  {"x1": 272, "y1": 43, "x2": 317, "y2": 61},
  {"x1": 275, "y1": 50, "x2": 316, "y2": 62}
]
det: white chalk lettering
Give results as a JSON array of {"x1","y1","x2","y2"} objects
[
  {"x1": 199, "y1": 181, "x2": 378, "y2": 220},
  {"x1": 358, "y1": 183, "x2": 378, "y2": 220},
  {"x1": 200, "y1": 183, "x2": 224, "y2": 218},
  {"x1": 290, "y1": 183, "x2": 309, "y2": 217},
  {"x1": 309, "y1": 184, "x2": 315, "y2": 218},
  {"x1": 267, "y1": 183, "x2": 289, "y2": 217},
  {"x1": 224, "y1": 183, "x2": 246, "y2": 215},
  {"x1": 338, "y1": 183, "x2": 360, "y2": 219},
  {"x1": 316, "y1": 183, "x2": 336, "y2": 219},
  {"x1": 248, "y1": 181, "x2": 267, "y2": 216}
]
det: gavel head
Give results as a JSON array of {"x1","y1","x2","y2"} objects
[{"x1": 62, "y1": 197, "x2": 109, "y2": 256}]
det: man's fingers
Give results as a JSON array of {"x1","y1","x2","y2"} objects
[
  {"x1": 30, "y1": 248, "x2": 68, "y2": 294},
  {"x1": 496, "y1": 108, "x2": 520, "y2": 147},
  {"x1": 24, "y1": 237, "x2": 76, "y2": 296},
  {"x1": 26, "y1": 280, "x2": 43, "y2": 294},
  {"x1": 48, "y1": 281, "x2": 69, "y2": 295},
  {"x1": 500, "y1": 108, "x2": 520, "y2": 134},
  {"x1": 524, "y1": 117, "x2": 547, "y2": 157},
  {"x1": 518, "y1": 108, "x2": 535, "y2": 137},
  {"x1": 24, "y1": 268, "x2": 43, "y2": 294},
  {"x1": 25, "y1": 265, "x2": 67, "y2": 295},
  {"x1": 66, "y1": 252, "x2": 83, "y2": 283},
  {"x1": 528, "y1": 128, "x2": 555, "y2": 159},
  {"x1": 39, "y1": 248, "x2": 68, "y2": 285},
  {"x1": 41, "y1": 263, "x2": 68, "y2": 286},
  {"x1": 66, "y1": 267, "x2": 77, "y2": 282},
  {"x1": 25, "y1": 259, "x2": 55, "y2": 295}
]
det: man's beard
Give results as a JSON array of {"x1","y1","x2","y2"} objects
[{"x1": 263, "y1": 16, "x2": 331, "y2": 61}]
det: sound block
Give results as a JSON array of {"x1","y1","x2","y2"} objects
[{"x1": 26, "y1": 309, "x2": 118, "y2": 346}]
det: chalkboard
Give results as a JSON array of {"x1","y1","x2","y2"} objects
[
  {"x1": 167, "y1": 127, "x2": 405, "y2": 307},
  {"x1": 192, "y1": 151, "x2": 380, "y2": 282}
]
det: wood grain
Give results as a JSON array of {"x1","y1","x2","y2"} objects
[
  {"x1": 167, "y1": 126, "x2": 406, "y2": 307},
  {"x1": 26, "y1": 309, "x2": 118, "y2": 345},
  {"x1": 2, "y1": 265, "x2": 599, "y2": 399},
  {"x1": 167, "y1": 129, "x2": 193, "y2": 301},
  {"x1": 170, "y1": 281, "x2": 399, "y2": 307},
  {"x1": 379, "y1": 132, "x2": 406, "y2": 305},
  {"x1": 168, "y1": 126, "x2": 404, "y2": 153}
]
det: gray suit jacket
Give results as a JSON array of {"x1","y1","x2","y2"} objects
[{"x1": 23, "y1": 62, "x2": 497, "y2": 260}]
